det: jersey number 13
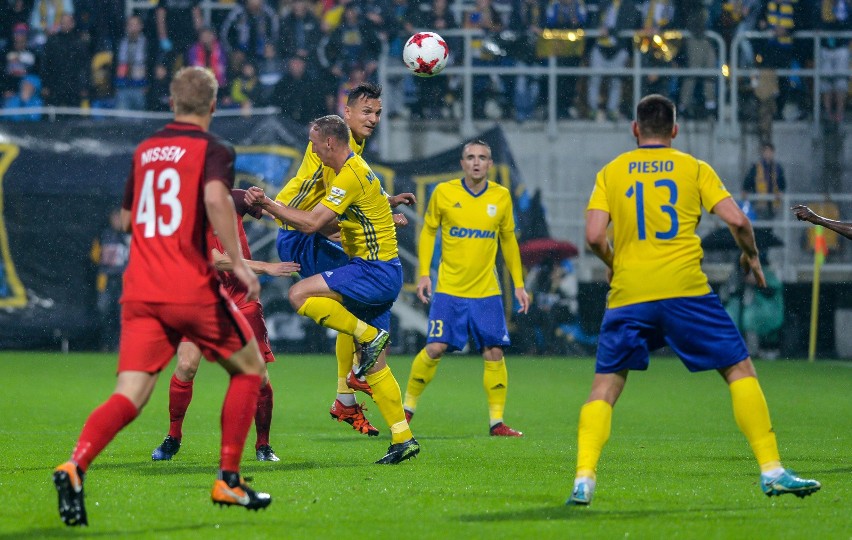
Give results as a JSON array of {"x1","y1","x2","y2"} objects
[{"x1": 626, "y1": 179, "x2": 679, "y2": 240}]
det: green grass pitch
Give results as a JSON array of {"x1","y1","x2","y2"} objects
[{"x1": 0, "y1": 351, "x2": 849, "y2": 539}]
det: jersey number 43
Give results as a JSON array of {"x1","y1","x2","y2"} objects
[{"x1": 136, "y1": 167, "x2": 183, "y2": 238}]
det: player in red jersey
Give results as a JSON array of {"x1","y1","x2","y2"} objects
[
  {"x1": 151, "y1": 189, "x2": 299, "y2": 463},
  {"x1": 53, "y1": 67, "x2": 272, "y2": 528}
]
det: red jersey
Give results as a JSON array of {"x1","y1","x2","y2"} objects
[
  {"x1": 208, "y1": 189, "x2": 262, "y2": 307},
  {"x1": 121, "y1": 122, "x2": 235, "y2": 304}
]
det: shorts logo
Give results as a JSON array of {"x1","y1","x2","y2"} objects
[
  {"x1": 325, "y1": 271, "x2": 333, "y2": 277},
  {"x1": 487, "y1": 204, "x2": 497, "y2": 217}
]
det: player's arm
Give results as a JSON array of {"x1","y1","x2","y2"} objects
[
  {"x1": 792, "y1": 205, "x2": 852, "y2": 240},
  {"x1": 205, "y1": 181, "x2": 260, "y2": 300},
  {"x1": 210, "y1": 248, "x2": 300, "y2": 276},
  {"x1": 711, "y1": 197, "x2": 766, "y2": 287},
  {"x1": 246, "y1": 185, "x2": 337, "y2": 233},
  {"x1": 416, "y1": 194, "x2": 441, "y2": 303},
  {"x1": 388, "y1": 192, "x2": 416, "y2": 207},
  {"x1": 498, "y1": 228, "x2": 530, "y2": 314},
  {"x1": 585, "y1": 209, "x2": 614, "y2": 269}
]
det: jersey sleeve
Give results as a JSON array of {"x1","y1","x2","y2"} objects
[
  {"x1": 418, "y1": 185, "x2": 443, "y2": 277},
  {"x1": 319, "y1": 166, "x2": 360, "y2": 215},
  {"x1": 586, "y1": 167, "x2": 610, "y2": 212},
  {"x1": 697, "y1": 160, "x2": 732, "y2": 213},
  {"x1": 204, "y1": 137, "x2": 236, "y2": 189}
]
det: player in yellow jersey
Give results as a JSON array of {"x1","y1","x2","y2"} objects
[
  {"x1": 271, "y1": 82, "x2": 414, "y2": 437},
  {"x1": 403, "y1": 140, "x2": 530, "y2": 436},
  {"x1": 246, "y1": 115, "x2": 419, "y2": 464},
  {"x1": 567, "y1": 94, "x2": 820, "y2": 506}
]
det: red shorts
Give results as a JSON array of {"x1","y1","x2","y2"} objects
[
  {"x1": 179, "y1": 301, "x2": 274, "y2": 363},
  {"x1": 119, "y1": 295, "x2": 254, "y2": 373}
]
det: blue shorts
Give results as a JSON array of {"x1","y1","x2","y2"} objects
[
  {"x1": 426, "y1": 293, "x2": 510, "y2": 352},
  {"x1": 276, "y1": 229, "x2": 349, "y2": 278},
  {"x1": 596, "y1": 293, "x2": 749, "y2": 374},
  {"x1": 322, "y1": 257, "x2": 403, "y2": 331}
]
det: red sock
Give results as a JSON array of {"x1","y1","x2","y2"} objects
[
  {"x1": 220, "y1": 373, "x2": 262, "y2": 472},
  {"x1": 168, "y1": 374, "x2": 194, "y2": 440},
  {"x1": 72, "y1": 393, "x2": 138, "y2": 472},
  {"x1": 254, "y1": 381, "x2": 274, "y2": 449}
]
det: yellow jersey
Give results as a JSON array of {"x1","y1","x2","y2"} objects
[
  {"x1": 273, "y1": 132, "x2": 366, "y2": 229},
  {"x1": 419, "y1": 179, "x2": 525, "y2": 298},
  {"x1": 320, "y1": 153, "x2": 398, "y2": 261},
  {"x1": 587, "y1": 145, "x2": 732, "y2": 308}
]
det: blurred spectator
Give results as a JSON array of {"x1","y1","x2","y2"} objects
[
  {"x1": 723, "y1": 254, "x2": 783, "y2": 359},
  {"x1": 383, "y1": 0, "x2": 417, "y2": 117},
  {"x1": 464, "y1": 0, "x2": 507, "y2": 118},
  {"x1": 227, "y1": 59, "x2": 261, "y2": 111},
  {"x1": 319, "y1": 3, "x2": 381, "y2": 82},
  {"x1": 73, "y1": 0, "x2": 125, "y2": 53},
  {"x1": 89, "y1": 49, "x2": 114, "y2": 108},
  {"x1": 257, "y1": 42, "x2": 285, "y2": 105},
  {"x1": 91, "y1": 208, "x2": 130, "y2": 352},
  {"x1": 29, "y1": 0, "x2": 73, "y2": 50},
  {"x1": 145, "y1": 63, "x2": 171, "y2": 111},
  {"x1": 186, "y1": 26, "x2": 228, "y2": 89},
  {"x1": 742, "y1": 142, "x2": 786, "y2": 220},
  {"x1": 412, "y1": 0, "x2": 460, "y2": 119},
  {"x1": 114, "y1": 15, "x2": 148, "y2": 111},
  {"x1": 542, "y1": 0, "x2": 588, "y2": 119},
  {"x1": 713, "y1": 0, "x2": 761, "y2": 68},
  {"x1": 220, "y1": 0, "x2": 280, "y2": 62},
  {"x1": 40, "y1": 14, "x2": 89, "y2": 107},
  {"x1": 753, "y1": 68, "x2": 780, "y2": 144},
  {"x1": 2, "y1": 74, "x2": 43, "y2": 120},
  {"x1": 818, "y1": 0, "x2": 850, "y2": 127},
  {"x1": 586, "y1": 0, "x2": 639, "y2": 121},
  {"x1": 506, "y1": 0, "x2": 545, "y2": 122},
  {"x1": 278, "y1": 0, "x2": 323, "y2": 61},
  {"x1": 3, "y1": 23, "x2": 38, "y2": 98},
  {"x1": 273, "y1": 53, "x2": 328, "y2": 122},
  {"x1": 359, "y1": 0, "x2": 393, "y2": 41},
  {"x1": 156, "y1": 0, "x2": 202, "y2": 69},
  {"x1": 1, "y1": 0, "x2": 34, "y2": 50},
  {"x1": 677, "y1": 0, "x2": 717, "y2": 119},
  {"x1": 637, "y1": 0, "x2": 676, "y2": 97},
  {"x1": 757, "y1": 0, "x2": 806, "y2": 120},
  {"x1": 336, "y1": 62, "x2": 367, "y2": 115}
]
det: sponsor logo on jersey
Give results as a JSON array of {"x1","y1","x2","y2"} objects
[
  {"x1": 325, "y1": 186, "x2": 347, "y2": 206},
  {"x1": 448, "y1": 226, "x2": 495, "y2": 239}
]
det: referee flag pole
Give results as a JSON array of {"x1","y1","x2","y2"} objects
[{"x1": 808, "y1": 225, "x2": 827, "y2": 362}]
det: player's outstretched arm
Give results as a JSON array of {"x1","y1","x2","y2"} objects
[
  {"x1": 792, "y1": 205, "x2": 852, "y2": 240},
  {"x1": 206, "y1": 181, "x2": 260, "y2": 300},
  {"x1": 712, "y1": 197, "x2": 766, "y2": 288},
  {"x1": 388, "y1": 193, "x2": 416, "y2": 207},
  {"x1": 210, "y1": 248, "x2": 300, "y2": 276},
  {"x1": 246, "y1": 186, "x2": 336, "y2": 234}
]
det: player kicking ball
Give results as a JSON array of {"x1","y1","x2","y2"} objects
[
  {"x1": 150, "y1": 189, "x2": 299, "y2": 463},
  {"x1": 568, "y1": 94, "x2": 820, "y2": 506},
  {"x1": 53, "y1": 68, "x2": 272, "y2": 527}
]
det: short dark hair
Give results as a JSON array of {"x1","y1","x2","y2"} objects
[
  {"x1": 347, "y1": 82, "x2": 382, "y2": 105},
  {"x1": 311, "y1": 114, "x2": 350, "y2": 144},
  {"x1": 761, "y1": 142, "x2": 775, "y2": 151},
  {"x1": 462, "y1": 139, "x2": 492, "y2": 158},
  {"x1": 636, "y1": 94, "x2": 676, "y2": 138}
]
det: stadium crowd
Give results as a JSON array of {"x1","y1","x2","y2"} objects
[{"x1": 0, "y1": 0, "x2": 848, "y2": 123}]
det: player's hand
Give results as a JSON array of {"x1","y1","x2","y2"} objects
[
  {"x1": 740, "y1": 252, "x2": 767, "y2": 288},
  {"x1": 514, "y1": 287, "x2": 530, "y2": 314},
  {"x1": 416, "y1": 276, "x2": 432, "y2": 304},
  {"x1": 233, "y1": 261, "x2": 261, "y2": 301},
  {"x1": 245, "y1": 186, "x2": 268, "y2": 208},
  {"x1": 791, "y1": 205, "x2": 817, "y2": 223},
  {"x1": 265, "y1": 261, "x2": 300, "y2": 277},
  {"x1": 389, "y1": 193, "x2": 416, "y2": 207},
  {"x1": 392, "y1": 213, "x2": 408, "y2": 227}
]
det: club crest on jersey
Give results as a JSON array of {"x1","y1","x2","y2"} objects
[{"x1": 487, "y1": 204, "x2": 497, "y2": 217}]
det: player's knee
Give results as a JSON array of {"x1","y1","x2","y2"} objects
[
  {"x1": 175, "y1": 358, "x2": 199, "y2": 381},
  {"x1": 288, "y1": 284, "x2": 307, "y2": 311},
  {"x1": 425, "y1": 342, "x2": 447, "y2": 359}
]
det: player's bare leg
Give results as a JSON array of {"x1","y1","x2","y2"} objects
[
  {"x1": 210, "y1": 339, "x2": 272, "y2": 510},
  {"x1": 152, "y1": 342, "x2": 201, "y2": 460}
]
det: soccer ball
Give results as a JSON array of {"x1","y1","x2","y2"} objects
[{"x1": 402, "y1": 32, "x2": 449, "y2": 77}]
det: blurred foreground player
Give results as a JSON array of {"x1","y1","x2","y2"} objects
[
  {"x1": 151, "y1": 189, "x2": 300, "y2": 463},
  {"x1": 568, "y1": 94, "x2": 820, "y2": 506},
  {"x1": 53, "y1": 67, "x2": 272, "y2": 527}
]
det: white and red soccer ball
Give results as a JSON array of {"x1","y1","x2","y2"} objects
[{"x1": 402, "y1": 31, "x2": 449, "y2": 77}]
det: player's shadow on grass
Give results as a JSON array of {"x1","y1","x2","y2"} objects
[
  {"x1": 459, "y1": 505, "x2": 757, "y2": 523},
  {"x1": 1, "y1": 523, "x2": 210, "y2": 539}
]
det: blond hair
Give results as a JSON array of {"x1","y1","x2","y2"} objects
[{"x1": 170, "y1": 67, "x2": 218, "y2": 117}]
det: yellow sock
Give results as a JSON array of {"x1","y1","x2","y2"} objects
[
  {"x1": 366, "y1": 366, "x2": 412, "y2": 444},
  {"x1": 297, "y1": 297, "x2": 377, "y2": 342},
  {"x1": 483, "y1": 358, "x2": 508, "y2": 424},
  {"x1": 335, "y1": 334, "x2": 357, "y2": 394},
  {"x1": 576, "y1": 400, "x2": 613, "y2": 479},
  {"x1": 403, "y1": 349, "x2": 440, "y2": 411},
  {"x1": 729, "y1": 376, "x2": 781, "y2": 472}
]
